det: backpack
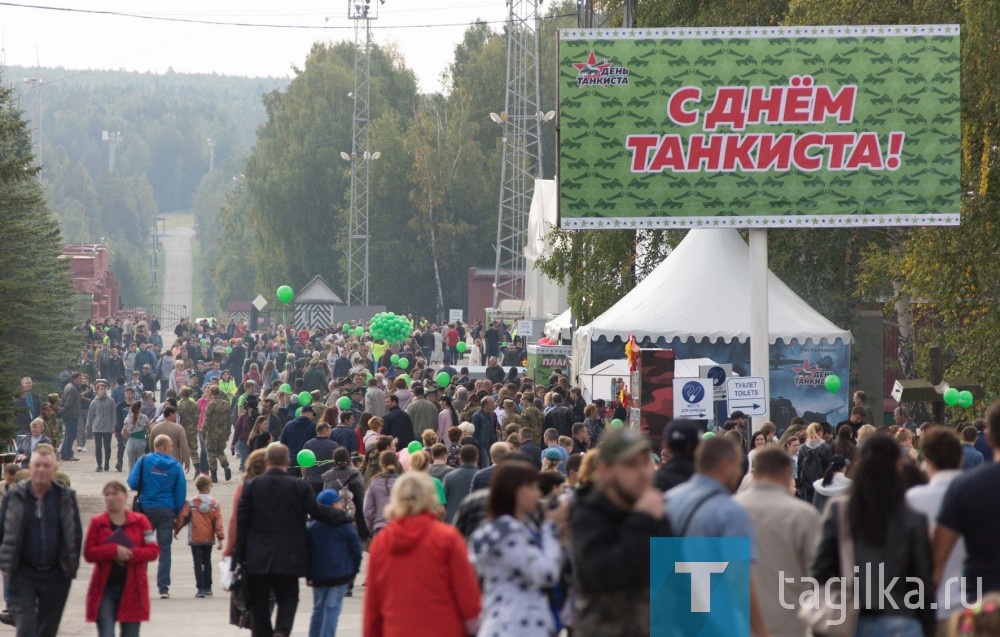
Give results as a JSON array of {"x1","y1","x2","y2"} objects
[
  {"x1": 799, "y1": 444, "x2": 828, "y2": 497},
  {"x1": 329, "y1": 475, "x2": 356, "y2": 519}
]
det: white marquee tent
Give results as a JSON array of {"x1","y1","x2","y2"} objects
[{"x1": 572, "y1": 229, "x2": 853, "y2": 379}]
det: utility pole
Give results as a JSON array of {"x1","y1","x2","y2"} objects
[
  {"x1": 491, "y1": 0, "x2": 546, "y2": 308},
  {"x1": 102, "y1": 130, "x2": 122, "y2": 173},
  {"x1": 23, "y1": 77, "x2": 44, "y2": 167},
  {"x1": 344, "y1": 0, "x2": 383, "y2": 307}
]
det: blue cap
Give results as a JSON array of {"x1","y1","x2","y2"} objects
[{"x1": 317, "y1": 489, "x2": 341, "y2": 506}]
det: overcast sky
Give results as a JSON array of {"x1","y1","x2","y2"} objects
[{"x1": 0, "y1": 0, "x2": 509, "y2": 91}]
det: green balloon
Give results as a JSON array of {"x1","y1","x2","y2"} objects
[
  {"x1": 366, "y1": 372, "x2": 373, "y2": 381},
  {"x1": 398, "y1": 374, "x2": 410, "y2": 386},
  {"x1": 277, "y1": 285, "x2": 294, "y2": 304},
  {"x1": 824, "y1": 374, "x2": 841, "y2": 394},
  {"x1": 200, "y1": 338, "x2": 207, "y2": 346},
  {"x1": 296, "y1": 448, "x2": 316, "y2": 468},
  {"x1": 298, "y1": 391, "x2": 312, "y2": 406},
  {"x1": 609, "y1": 418, "x2": 624, "y2": 428},
  {"x1": 501, "y1": 341, "x2": 509, "y2": 348},
  {"x1": 390, "y1": 354, "x2": 400, "y2": 365},
  {"x1": 226, "y1": 346, "x2": 233, "y2": 355},
  {"x1": 437, "y1": 372, "x2": 451, "y2": 387},
  {"x1": 398, "y1": 358, "x2": 409, "y2": 370},
  {"x1": 407, "y1": 441, "x2": 423, "y2": 454},
  {"x1": 702, "y1": 431, "x2": 716, "y2": 440},
  {"x1": 337, "y1": 396, "x2": 351, "y2": 410},
  {"x1": 355, "y1": 327, "x2": 364, "y2": 337},
  {"x1": 943, "y1": 387, "x2": 960, "y2": 407},
  {"x1": 295, "y1": 407, "x2": 302, "y2": 417},
  {"x1": 279, "y1": 383, "x2": 292, "y2": 393},
  {"x1": 456, "y1": 341, "x2": 467, "y2": 353},
  {"x1": 958, "y1": 390, "x2": 974, "y2": 409}
]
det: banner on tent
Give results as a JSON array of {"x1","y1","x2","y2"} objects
[
  {"x1": 590, "y1": 336, "x2": 851, "y2": 432},
  {"x1": 557, "y1": 25, "x2": 960, "y2": 230}
]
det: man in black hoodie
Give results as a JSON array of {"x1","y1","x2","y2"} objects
[
  {"x1": 654, "y1": 420, "x2": 700, "y2": 492},
  {"x1": 571, "y1": 428, "x2": 670, "y2": 637}
]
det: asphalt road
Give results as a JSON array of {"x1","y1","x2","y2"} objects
[{"x1": 160, "y1": 223, "x2": 195, "y2": 316}]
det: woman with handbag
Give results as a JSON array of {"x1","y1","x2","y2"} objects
[
  {"x1": 121, "y1": 402, "x2": 150, "y2": 473},
  {"x1": 84, "y1": 480, "x2": 159, "y2": 636},
  {"x1": 808, "y1": 433, "x2": 934, "y2": 637}
]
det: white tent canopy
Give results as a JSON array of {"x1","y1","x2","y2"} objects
[
  {"x1": 523, "y1": 179, "x2": 567, "y2": 320},
  {"x1": 544, "y1": 308, "x2": 573, "y2": 342},
  {"x1": 573, "y1": 229, "x2": 852, "y2": 377}
]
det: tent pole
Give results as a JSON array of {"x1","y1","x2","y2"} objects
[{"x1": 748, "y1": 228, "x2": 771, "y2": 427}]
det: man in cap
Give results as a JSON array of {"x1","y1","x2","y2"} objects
[
  {"x1": 570, "y1": 428, "x2": 669, "y2": 636},
  {"x1": 654, "y1": 420, "x2": 699, "y2": 492},
  {"x1": 729, "y1": 410, "x2": 749, "y2": 450}
]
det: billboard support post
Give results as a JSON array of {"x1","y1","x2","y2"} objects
[{"x1": 749, "y1": 229, "x2": 770, "y2": 426}]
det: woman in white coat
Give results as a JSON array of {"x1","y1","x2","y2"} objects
[{"x1": 469, "y1": 461, "x2": 567, "y2": 637}]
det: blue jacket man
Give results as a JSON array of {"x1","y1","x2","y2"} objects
[
  {"x1": 128, "y1": 434, "x2": 186, "y2": 598},
  {"x1": 279, "y1": 404, "x2": 318, "y2": 469},
  {"x1": 329, "y1": 413, "x2": 358, "y2": 454}
]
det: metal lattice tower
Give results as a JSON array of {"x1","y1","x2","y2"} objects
[
  {"x1": 576, "y1": 0, "x2": 635, "y2": 28},
  {"x1": 344, "y1": 0, "x2": 381, "y2": 306},
  {"x1": 492, "y1": 0, "x2": 544, "y2": 308}
]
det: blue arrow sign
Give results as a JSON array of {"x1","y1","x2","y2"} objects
[{"x1": 729, "y1": 403, "x2": 761, "y2": 411}]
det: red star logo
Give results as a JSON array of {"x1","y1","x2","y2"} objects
[
  {"x1": 791, "y1": 358, "x2": 817, "y2": 377},
  {"x1": 573, "y1": 50, "x2": 612, "y2": 77}
]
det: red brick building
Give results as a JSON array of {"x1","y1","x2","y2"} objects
[
  {"x1": 61, "y1": 243, "x2": 120, "y2": 320},
  {"x1": 466, "y1": 268, "x2": 523, "y2": 326}
]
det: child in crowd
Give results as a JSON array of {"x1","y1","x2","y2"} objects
[
  {"x1": 173, "y1": 475, "x2": 225, "y2": 597},
  {"x1": 307, "y1": 489, "x2": 362, "y2": 637}
]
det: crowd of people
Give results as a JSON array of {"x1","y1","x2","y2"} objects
[{"x1": 4, "y1": 314, "x2": 1000, "y2": 637}]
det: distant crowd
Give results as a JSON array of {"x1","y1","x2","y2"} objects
[{"x1": 3, "y1": 315, "x2": 1000, "y2": 637}]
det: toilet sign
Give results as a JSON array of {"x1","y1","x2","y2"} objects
[
  {"x1": 673, "y1": 379, "x2": 713, "y2": 420},
  {"x1": 726, "y1": 377, "x2": 767, "y2": 416}
]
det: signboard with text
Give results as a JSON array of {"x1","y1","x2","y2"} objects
[{"x1": 558, "y1": 25, "x2": 960, "y2": 229}]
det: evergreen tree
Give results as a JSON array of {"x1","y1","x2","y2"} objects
[{"x1": 0, "y1": 75, "x2": 79, "y2": 434}]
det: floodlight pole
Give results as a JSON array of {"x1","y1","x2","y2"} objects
[
  {"x1": 492, "y1": 0, "x2": 544, "y2": 308},
  {"x1": 346, "y1": 0, "x2": 380, "y2": 307}
]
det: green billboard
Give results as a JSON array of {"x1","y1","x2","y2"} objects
[{"x1": 557, "y1": 25, "x2": 960, "y2": 229}]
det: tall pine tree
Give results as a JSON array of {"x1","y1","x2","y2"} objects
[{"x1": 0, "y1": 74, "x2": 78, "y2": 435}]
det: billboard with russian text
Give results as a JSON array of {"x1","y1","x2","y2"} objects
[{"x1": 557, "y1": 25, "x2": 960, "y2": 229}]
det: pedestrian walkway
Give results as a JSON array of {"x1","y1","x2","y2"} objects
[{"x1": 1, "y1": 451, "x2": 365, "y2": 636}]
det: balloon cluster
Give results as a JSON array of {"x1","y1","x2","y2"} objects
[
  {"x1": 944, "y1": 388, "x2": 974, "y2": 409},
  {"x1": 369, "y1": 312, "x2": 411, "y2": 344}
]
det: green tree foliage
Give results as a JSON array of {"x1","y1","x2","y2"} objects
[
  {"x1": 0, "y1": 76, "x2": 78, "y2": 433},
  {"x1": 236, "y1": 42, "x2": 419, "y2": 303},
  {"x1": 403, "y1": 94, "x2": 492, "y2": 321}
]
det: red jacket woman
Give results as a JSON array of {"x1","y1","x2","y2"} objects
[
  {"x1": 363, "y1": 473, "x2": 481, "y2": 637},
  {"x1": 84, "y1": 483, "x2": 159, "y2": 626}
]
